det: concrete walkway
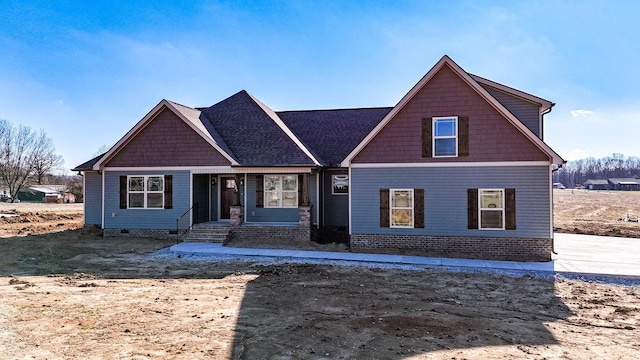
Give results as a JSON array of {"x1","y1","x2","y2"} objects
[{"x1": 168, "y1": 233, "x2": 640, "y2": 279}]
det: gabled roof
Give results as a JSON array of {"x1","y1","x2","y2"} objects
[
  {"x1": 584, "y1": 179, "x2": 609, "y2": 185},
  {"x1": 608, "y1": 178, "x2": 640, "y2": 185},
  {"x1": 91, "y1": 99, "x2": 238, "y2": 170},
  {"x1": 470, "y1": 74, "x2": 554, "y2": 112},
  {"x1": 71, "y1": 152, "x2": 105, "y2": 171},
  {"x1": 200, "y1": 90, "x2": 320, "y2": 167},
  {"x1": 341, "y1": 55, "x2": 565, "y2": 167},
  {"x1": 278, "y1": 107, "x2": 392, "y2": 166}
]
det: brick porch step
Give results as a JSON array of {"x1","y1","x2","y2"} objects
[{"x1": 181, "y1": 225, "x2": 231, "y2": 243}]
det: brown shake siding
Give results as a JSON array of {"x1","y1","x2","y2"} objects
[
  {"x1": 105, "y1": 107, "x2": 231, "y2": 167},
  {"x1": 353, "y1": 65, "x2": 550, "y2": 163}
]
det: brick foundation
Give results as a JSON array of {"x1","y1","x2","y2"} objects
[
  {"x1": 103, "y1": 228, "x2": 174, "y2": 240},
  {"x1": 226, "y1": 225, "x2": 311, "y2": 245},
  {"x1": 349, "y1": 234, "x2": 551, "y2": 262}
]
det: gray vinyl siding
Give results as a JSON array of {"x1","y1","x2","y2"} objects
[
  {"x1": 103, "y1": 170, "x2": 190, "y2": 229},
  {"x1": 483, "y1": 86, "x2": 541, "y2": 137},
  {"x1": 351, "y1": 166, "x2": 551, "y2": 238},
  {"x1": 84, "y1": 171, "x2": 102, "y2": 226},
  {"x1": 244, "y1": 174, "x2": 299, "y2": 223},
  {"x1": 323, "y1": 170, "x2": 349, "y2": 227}
]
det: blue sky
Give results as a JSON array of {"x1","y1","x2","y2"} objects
[{"x1": 1, "y1": 0, "x2": 639, "y2": 172}]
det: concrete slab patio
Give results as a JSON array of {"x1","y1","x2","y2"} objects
[{"x1": 168, "y1": 233, "x2": 640, "y2": 279}]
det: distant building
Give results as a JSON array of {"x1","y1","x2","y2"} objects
[
  {"x1": 17, "y1": 185, "x2": 74, "y2": 203},
  {"x1": 608, "y1": 178, "x2": 640, "y2": 191},
  {"x1": 584, "y1": 179, "x2": 609, "y2": 190}
]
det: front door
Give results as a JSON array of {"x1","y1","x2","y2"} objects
[{"x1": 220, "y1": 177, "x2": 237, "y2": 219}]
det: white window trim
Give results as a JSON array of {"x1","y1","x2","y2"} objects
[
  {"x1": 432, "y1": 116, "x2": 458, "y2": 158},
  {"x1": 390, "y1": 188, "x2": 414, "y2": 228},
  {"x1": 264, "y1": 175, "x2": 298, "y2": 208},
  {"x1": 478, "y1": 188, "x2": 505, "y2": 230},
  {"x1": 127, "y1": 175, "x2": 164, "y2": 209},
  {"x1": 331, "y1": 174, "x2": 349, "y2": 195}
]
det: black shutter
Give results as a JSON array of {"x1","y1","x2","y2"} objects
[
  {"x1": 380, "y1": 189, "x2": 389, "y2": 227},
  {"x1": 505, "y1": 188, "x2": 516, "y2": 230},
  {"x1": 414, "y1": 189, "x2": 424, "y2": 228},
  {"x1": 164, "y1": 175, "x2": 173, "y2": 209},
  {"x1": 422, "y1": 117, "x2": 433, "y2": 158},
  {"x1": 119, "y1": 176, "x2": 127, "y2": 209},
  {"x1": 298, "y1": 174, "x2": 304, "y2": 206},
  {"x1": 467, "y1": 188, "x2": 478, "y2": 229},
  {"x1": 256, "y1": 175, "x2": 264, "y2": 208},
  {"x1": 458, "y1": 116, "x2": 469, "y2": 157}
]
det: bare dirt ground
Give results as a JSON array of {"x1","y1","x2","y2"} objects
[
  {"x1": 1, "y1": 199, "x2": 639, "y2": 359},
  {"x1": 554, "y1": 189, "x2": 640, "y2": 238}
]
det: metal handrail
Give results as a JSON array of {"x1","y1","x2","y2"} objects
[{"x1": 176, "y1": 202, "x2": 198, "y2": 243}]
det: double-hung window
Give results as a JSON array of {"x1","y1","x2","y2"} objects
[
  {"x1": 479, "y1": 189, "x2": 505, "y2": 229},
  {"x1": 390, "y1": 189, "x2": 414, "y2": 228},
  {"x1": 433, "y1": 116, "x2": 458, "y2": 157},
  {"x1": 264, "y1": 175, "x2": 298, "y2": 208},
  {"x1": 128, "y1": 175, "x2": 164, "y2": 209}
]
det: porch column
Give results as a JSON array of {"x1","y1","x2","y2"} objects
[{"x1": 234, "y1": 174, "x2": 242, "y2": 206}]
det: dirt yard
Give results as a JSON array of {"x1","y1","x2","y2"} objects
[
  {"x1": 1, "y1": 198, "x2": 640, "y2": 359},
  {"x1": 554, "y1": 189, "x2": 640, "y2": 238}
]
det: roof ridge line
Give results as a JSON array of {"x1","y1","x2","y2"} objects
[{"x1": 246, "y1": 92, "x2": 322, "y2": 166}]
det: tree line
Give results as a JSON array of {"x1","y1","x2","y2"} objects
[
  {"x1": 553, "y1": 153, "x2": 640, "y2": 188},
  {"x1": 0, "y1": 119, "x2": 81, "y2": 202}
]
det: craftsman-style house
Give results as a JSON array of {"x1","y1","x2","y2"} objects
[{"x1": 73, "y1": 55, "x2": 564, "y2": 261}]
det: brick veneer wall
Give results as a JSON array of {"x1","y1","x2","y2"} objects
[
  {"x1": 350, "y1": 234, "x2": 551, "y2": 262},
  {"x1": 226, "y1": 226, "x2": 311, "y2": 245}
]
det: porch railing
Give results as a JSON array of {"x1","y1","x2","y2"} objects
[{"x1": 176, "y1": 202, "x2": 198, "y2": 243}]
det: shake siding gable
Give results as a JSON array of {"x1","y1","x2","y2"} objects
[
  {"x1": 352, "y1": 65, "x2": 550, "y2": 163},
  {"x1": 105, "y1": 108, "x2": 231, "y2": 168},
  {"x1": 350, "y1": 166, "x2": 551, "y2": 239}
]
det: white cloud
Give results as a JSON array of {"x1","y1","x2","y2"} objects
[
  {"x1": 570, "y1": 109, "x2": 593, "y2": 117},
  {"x1": 566, "y1": 148, "x2": 588, "y2": 160}
]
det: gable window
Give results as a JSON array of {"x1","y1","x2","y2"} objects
[
  {"x1": 433, "y1": 117, "x2": 457, "y2": 157},
  {"x1": 128, "y1": 175, "x2": 164, "y2": 209},
  {"x1": 332, "y1": 175, "x2": 349, "y2": 195},
  {"x1": 264, "y1": 175, "x2": 298, "y2": 208},
  {"x1": 467, "y1": 188, "x2": 516, "y2": 230},
  {"x1": 422, "y1": 116, "x2": 468, "y2": 158}
]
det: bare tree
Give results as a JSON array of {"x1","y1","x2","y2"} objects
[
  {"x1": 0, "y1": 119, "x2": 64, "y2": 200},
  {"x1": 31, "y1": 130, "x2": 64, "y2": 184}
]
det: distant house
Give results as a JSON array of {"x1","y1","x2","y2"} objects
[
  {"x1": 17, "y1": 185, "x2": 73, "y2": 203},
  {"x1": 584, "y1": 179, "x2": 609, "y2": 190},
  {"x1": 73, "y1": 55, "x2": 565, "y2": 261},
  {"x1": 608, "y1": 178, "x2": 640, "y2": 191}
]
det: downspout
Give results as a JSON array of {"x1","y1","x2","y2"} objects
[
  {"x1": 540, "y1": 106, "x2": 553, "y2": 141},
  {"x1": 543, "y1": 104, "x2": 557, "y2": 255},
  {"x1": 550, "y1": 164, "x2": 563, "y2": 255}
]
